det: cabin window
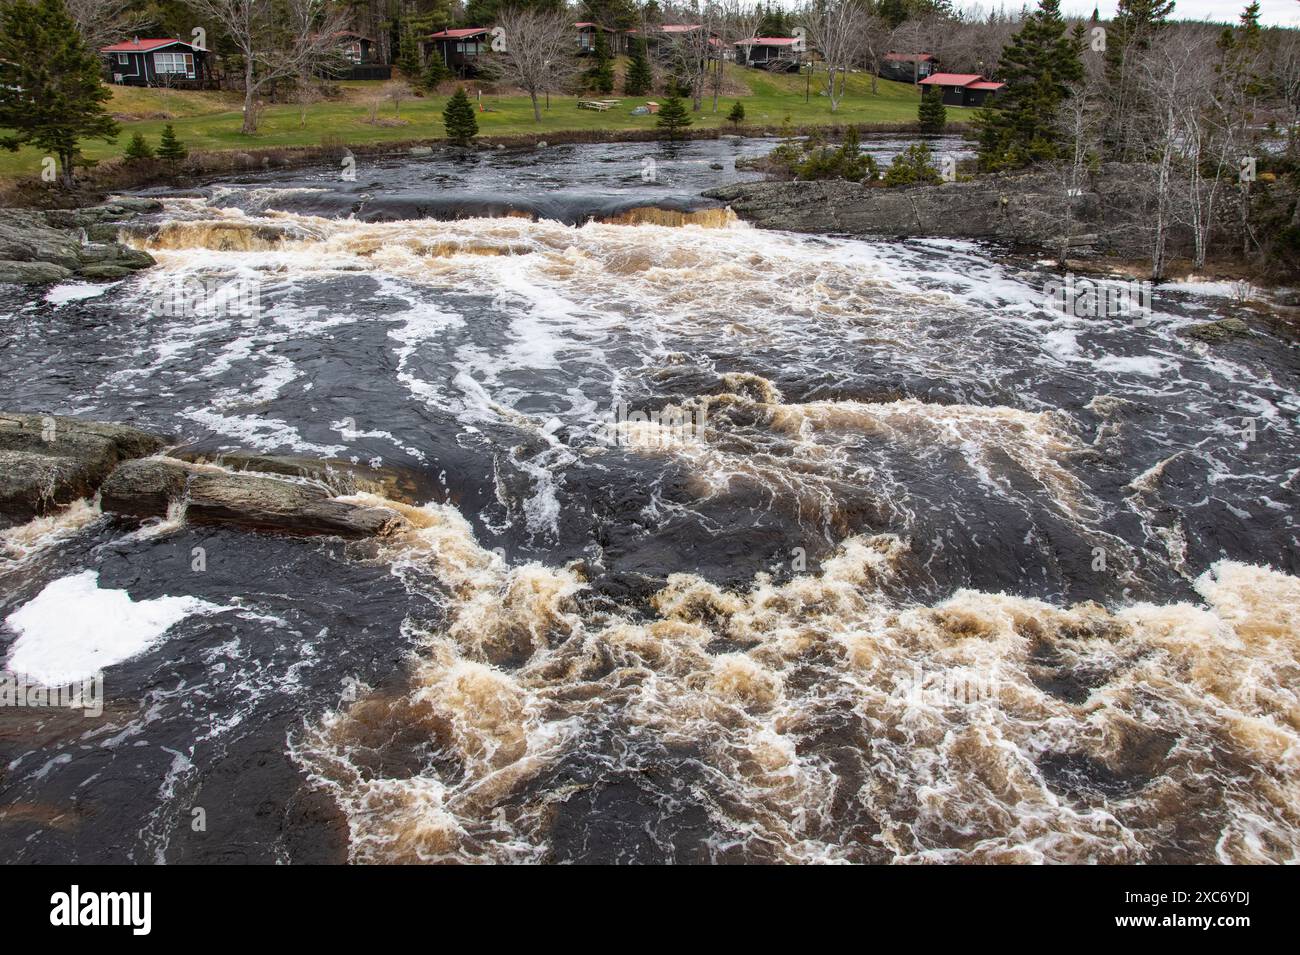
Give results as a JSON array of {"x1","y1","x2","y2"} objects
[
  {"x1": 116, "y1": 53, "x2": 128, "y2": 65},
  {"x1": 153, "y1": 51, "x2": 195, "y2": 77}
]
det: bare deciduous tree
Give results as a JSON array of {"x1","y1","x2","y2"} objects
[
  {"x1": 64, "y1": 0, "x2": 150, "y2": 55},
  {"x1": 492, "y1": 7, "x2": 577, "y2": 122},
  {"x1": 713, "y1": 2, "x2": 764, "y2": 113},
  {"x1": 188, "y1": 0, "x2": 348, "y2": 134},
  {"x1": 800, "y1": 0, "x2": 864, "y2": 113},
  {"x1": 661, "y1": 15, "x2": 718, "y2": 112}
]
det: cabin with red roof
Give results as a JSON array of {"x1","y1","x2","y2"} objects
[
  {"x1": 734, "y1": 37, "x2": 803, "y2": 72},
  {"x1": 918, "y1": 72, "x2": 1006, "y2": 107},
  {"x1": 880, "y1": 51, "x2": 937, "y2": 84},
  {"x1": 100, "y1": 38, "x2": 214, "y2": 89},
  {"x1": 423, "y1": 27, "x2": 492, "y2": 77}
]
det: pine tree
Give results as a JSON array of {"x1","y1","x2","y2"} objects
[
  {"x1": 124, "y1": 132, "x2": 155, "y2": 162},
  {"x1": 157, "y1": 124, "x2": 188, "y2": 164},
  {"x1": 973, "y1": 0, "x2": 1085, "y2": 171},
  {"x1": 656, "y1": 95, "x2": 692, "y2": 140},
  {"x1": 397, "y1": 22, "x2": 422, "y2": 78},
  {"x1": 0, "y1": 0, "x2": 120, "y2": 189},
  {"x1": 624, "y1": 36, "x2": 653, "y2": 96},
  {"x1": 423, "y1": 51, "x2": 450, "y2": 90},
  {"x1": 443, "y1": 88, "x2": 479, "y2": 145},
  {"x1": 918, "y1": 86, "x2": 947, "y2": 133},
  {"x1": 585, "y1": 28, "x2": 615, "y2": 94},
  {"x1": 1102, "y1": 0, "x2": 1175, "y2": 159},
  {"x1": 727, "y1": 101, "x2": 745, "y2": 127}
]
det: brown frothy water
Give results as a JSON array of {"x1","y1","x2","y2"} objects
[{"x1": 291, "y1": 495, "x2": 1300, "y2": 864}]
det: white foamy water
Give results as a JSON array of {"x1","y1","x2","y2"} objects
[{"x1": 4, "y1": 571, "x2": 228, "y2": 685}]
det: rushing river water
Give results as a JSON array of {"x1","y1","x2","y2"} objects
[{"x1": 1, "y1": 137, "x2": 1298, "y2": 863}]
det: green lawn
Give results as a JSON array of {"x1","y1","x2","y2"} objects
[{"x1": 0, "y1": 65, "x2": 974, "y2": 179}]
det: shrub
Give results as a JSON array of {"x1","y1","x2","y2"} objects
[
  {"x1": 422, "y1": 54, "x2": 450, "y2": 90},
  {"x1": 883, "y1": 142, "x2": 942, "y2": 186},
  {"x1": 727, "y1": 101, "x2": 745, "y2": 127},
  {"x1": 796, "y1": 126, "x2": 878, "y2": 183}
]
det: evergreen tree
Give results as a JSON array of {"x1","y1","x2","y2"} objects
[
  {"x1": 157, "y1": 124, "x2": 188, "y2": 164},
  {"x1": 972, "y1": 0, "x2": 1085, "y2": 171},
  {"x1": 397, "y1": 22, "x2": 422, "y2": 78},
  {"x1": 656, "y1": 95, "x2": 692, "y2": 140},
  {"x1": 727, "y1": 101, "x2": 745, "y2": 127},
  {"x1": 0, "y1": 0, "x2": 120, "y2": 189},
  {"x1": 124, "y1": 132, "x2": 154, "y2": 161},
  {"x1": 624, "y1": 36, "x2": 653, "y2": 96},
  {"x1": 1102, "y1": 0, "x2": 1175, "y2": 159},
  {"x1": 423, "y1": 52, "x2": 451, "y2": 90},
  {"x1": 584, "y1": 28, "x2": 615, "y2": 94},
  {"x1": 918, "y1": 86, "x2": 947, "y2": 133},
  {"x1": 442, "y1": 87, "x2": 479, "y2": 145}
]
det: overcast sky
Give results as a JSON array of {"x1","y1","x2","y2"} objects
[{"x1": 949, "y1": 0, "x2": 1300, "y2": 28}]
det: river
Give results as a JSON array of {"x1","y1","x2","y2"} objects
[{"x1": 1, "y1": 136, "x2": 1297, "y2": 863}]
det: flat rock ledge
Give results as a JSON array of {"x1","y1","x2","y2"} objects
[
  {"x1": 705, "y1": 164, "x2": 1155, "y2": 257},
  {"x1": 1, "y1": 412, "x2": 403, "y2": 539},
  {"x1": 0, "y1": 198, "x2": 160, "y2": 284}
]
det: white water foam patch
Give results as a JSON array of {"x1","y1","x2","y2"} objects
[
  {"x1": 44, "y1": 281, "x2": 116, "y2": 306},
  {"x1": 4, "y1": 571, "x2": 229, "y2": 685},
  {"x1": 294, "y1": 495, "x2": 1300, "y2": 864}
]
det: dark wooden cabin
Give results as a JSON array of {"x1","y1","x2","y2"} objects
[
  {"x1": 424, "y1": 27, "x2": 491, "y2": 77},
  {"x1": 734, "y1": 37, "x2": 802, "y2": 71},
  {"x1": 576, "y1": 22, "x2": 626, "y2": 55},
  {"x1": 101, "y1": 38, "x2": 215, "y2": 89},
  {"x1": 917, "y1": 72, "x2": 1006, "y2": 107}
]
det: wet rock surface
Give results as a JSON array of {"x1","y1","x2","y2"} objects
[
  {"x1": 706, "y1": 165, "x2": 1152, "y2": 256},
  {"x1": 101, "y1": 457, "x2": 402, "y2": 538},
  {"x1": 0, "y1": 200, "x2": 159, "y2": 283},
  {"x1": 1180, "y1": 317, "x2": 1252, "y2": 343},
  {"x1": 0, "y1": 413, "x2": 166, "y2": 523},
  {"x1": 0, "y1": 412, "x2": 405, "y2": 538}
]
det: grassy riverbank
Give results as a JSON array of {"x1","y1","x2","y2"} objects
[{"x1": 0, "y1": 65, "x2": 973, "y2": 180}]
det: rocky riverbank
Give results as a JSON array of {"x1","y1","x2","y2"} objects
[
  {"x1": 0, "y1": 412, "x2": 406, "y2": 538},
  {"x1": 705, "y1": 165, "x2": 1147, "y2": 256},
  {"x1": 0, "y1": 199, "x2": 158, "y2": 283}
]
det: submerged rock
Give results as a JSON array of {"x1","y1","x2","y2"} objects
[{"x1": 1180, "y1": 317, "x2": 1251, "y2": 343}]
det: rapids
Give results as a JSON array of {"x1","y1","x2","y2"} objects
[{"x1": 0, "y1": 138, "x2": 1297, "y2": 863}]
